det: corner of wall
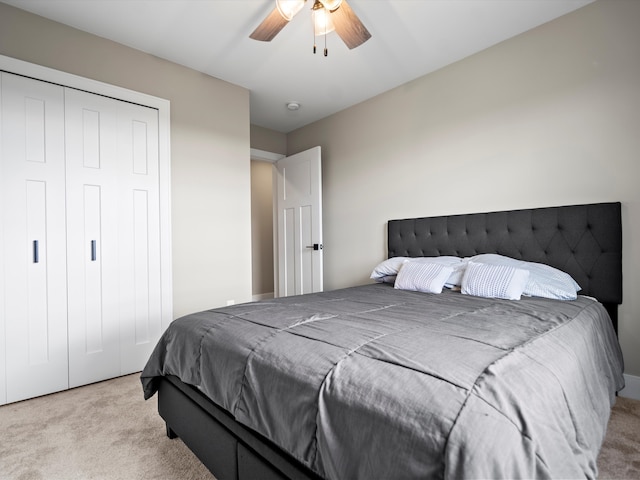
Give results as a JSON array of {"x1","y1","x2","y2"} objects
[{"x1": 620, "y1": 374, "x2": 640, "y2": 401}]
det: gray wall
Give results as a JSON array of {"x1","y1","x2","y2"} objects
[
  {"x1": 287, "y1": 0, "x2": 640, "y2": 376},
  {"x1": 0, "y1": 2, "x2": 252, "y2": 318}
]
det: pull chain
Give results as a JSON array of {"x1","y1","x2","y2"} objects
[
  {"x1": 324, "y1": 27, "x2": 328, "y2": 56},
  {"x1": 313, "y1": 13, "x2": 317, "y2": 54},
  {"x1": 311, "y1": 6, "x2": 328, "y2": 56}
]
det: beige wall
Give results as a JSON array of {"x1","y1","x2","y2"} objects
[
  {"x1": 288, "y1": 0, "x2": 640, "y2": 376},
  {"x1": 251, "y1": 125, "x2": 287, "y2": 155},
  {"x1": 0, "y1": 2, "x2": 252, "y2": 318},
  {"x1": 250, "y1": 160, "x2": 275, "y2": 297},
  {"x1": 3, "y1": 1, "x2": 638, "y2": 377},
  {"x1": 249, "y1": 125, "x2": 285, "y2": 297}
]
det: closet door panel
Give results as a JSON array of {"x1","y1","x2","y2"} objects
[
  {"x1": 81, "y1": 184, "x2": 105, "y2": 354},
  {"x1": 25, "y1": 181, "x2": 49, "y2": 362},
  {"x1": 1, "y1": 73, "x2": 68, "y2": 403},
  {"x1": 117, "y1": 102, "x2": 163, "y2": 373},
  {"x1": 0, "y1": 75, "x2": 4, "y2": 405},
  {"x1": 65, "y1": 88, "x2": 120, "y2": 388}
]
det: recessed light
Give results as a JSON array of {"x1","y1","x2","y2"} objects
[{"x1": 286, "y1": 102, "x2": 301, "y2": 111}]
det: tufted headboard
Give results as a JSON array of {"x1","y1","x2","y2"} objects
[{"x1": 388, "y1": 203, "x2": 622, "y2": 331}]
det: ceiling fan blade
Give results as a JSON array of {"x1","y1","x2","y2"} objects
[
  {"x1": 330, "y1": 0, "x2": 371, "y2": 49},
  {"x1": 250, "y1": 7, "x2": 289, "y2": 42}
]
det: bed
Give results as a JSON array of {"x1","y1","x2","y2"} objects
[{"x1": 141, "y1": 202, "x2": 625, "y2": 480}]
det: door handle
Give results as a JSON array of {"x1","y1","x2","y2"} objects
[
  {"x1": 305, "y1": 243, "x2": 323, "y2": 251},
  {"x1": 33, "y1": 240, "x2": 39, "y2": 263},
  {"x1": 91, "y1": 240, "x2": 97, "y2": 261}
]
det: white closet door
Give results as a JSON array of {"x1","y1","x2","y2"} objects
[
  {"x1": 0, "y1": 73, "x2": 69, "y2": 403},
  {"x1": 65, "y1": 88, "x2": 121, "y2": 387},
  {"x1": 116, "y1": 101, "x2": 163, "y2": 374}
]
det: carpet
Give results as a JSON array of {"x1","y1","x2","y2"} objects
[
  {"x1": 598, "y1": 395, "x2": 640, "y2": 479},
  {"x1": 0, "y1": 373, "x2": 639, "y2": 479},
  {"x1": 0, "y1": 374, "x2": 213, "y2": 480}
]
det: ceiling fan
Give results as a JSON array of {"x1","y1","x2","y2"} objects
[{"x1": 250, "y1": 0, "x2": 371, "y2": 50}]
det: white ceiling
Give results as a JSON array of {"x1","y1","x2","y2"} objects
[{"x1": 4, "y1": 0, "x2": 594, "y2": 133}]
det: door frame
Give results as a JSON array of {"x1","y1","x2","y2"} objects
[
  {"x1": 250, "y1": 148, "x2": 284, "y2": 298},
  {"x1": 250, "y1": 147, "x2": 323, "y2": 298}
]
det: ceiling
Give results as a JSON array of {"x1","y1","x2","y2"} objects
[{"x1": 4, "y1": 0, "x2": 594, "y2": 133}]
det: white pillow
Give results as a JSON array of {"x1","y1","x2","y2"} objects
[
  {"x1": 371, "y1": 256, "x2": 464, "y2": 285},
  {"x1": 370, "y1": 257, "x2": 409, "y2": 282},
  {"x1": 411, "y1": 256, "x2": 464, "y2": 266},
  {"x1": 394, "y1": 261, "x2": 454, "y2": 294},
  {"x1": 461, "y1": 261, "x2": 530, "y2": 300},
  {"x1": 444, "y1": 261, "x2": 468, "y2": 288},
  {"x1": 411, "y1": 256, "x2": 468, "y2": 288},
  {"x1": 470, "y1": 254, "x2": 580, "y2": 300}
]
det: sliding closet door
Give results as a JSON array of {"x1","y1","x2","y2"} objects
[
  {"x1": 116, "y1": 101, "x2": 163, "y2": 374},
  {"x1": 0, "y1": 73, "x2": 69, "y2": 403},
  {"x1": 65, "y1": 88, "x2": 121, "y2": 387}
]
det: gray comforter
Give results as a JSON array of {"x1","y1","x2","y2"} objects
[{"x1": 141, "y1": 284, "x2": 624, "y2": 479}]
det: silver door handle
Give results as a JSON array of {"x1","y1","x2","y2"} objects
[{"x1": 305, "y1": 244, "x2": 323, "y2": 251}]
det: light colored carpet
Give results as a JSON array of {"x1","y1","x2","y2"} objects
[
  {"x1": 0, "y1": 374, "x2": 213, "y2": 480},
  {"x1": 0, "y1": 373, "x2": 638, "y2": 479},
  {"x1": 598, "y1": 395, "x2": 640, "y2": 479}
]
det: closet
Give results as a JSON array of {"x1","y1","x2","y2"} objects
[{"x1": 0, "y1": 62, "x2": 172, "y2": 405}]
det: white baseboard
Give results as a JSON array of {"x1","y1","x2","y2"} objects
[
  {"x1": 252, "y1": 292, "x2": 274, "y2": 302},
  {"x1": 619, "y1": 373, "x2": 640, "y2": 401}
]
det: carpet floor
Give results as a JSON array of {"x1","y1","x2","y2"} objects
[
  {"x1": 0, "y1": 373, "x2": 638, "y2": 479},
  {"x1": 0, "y1": 374, "x2": 213, "y2": 480}
]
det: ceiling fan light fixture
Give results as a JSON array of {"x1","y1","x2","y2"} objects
[
  {"x1": 251, "y1": 0, "x2": 371, "y2": 52},
  {"x1": 312, "y1": 2, "x2": 335, "y2": 36},
  {"x1": 320, "y1": 0, "x2": 342, "y2": 12},
  {"x1": 276, "y1": 0, "x2": 305, "y2": 21}
]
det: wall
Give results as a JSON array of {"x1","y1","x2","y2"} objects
[
  {"x1": 249, "y1": 125, "x2": 286, "y2": 298},
  {"x1": 0, "y1": 2, "x2": 252, "y2": 318},
  {"x1": 251, "y1": 125, "x2": 287, "y2": 156},
  {"x1": 287, "y1": 0, "x2": 640, "y2": 377},
  {"x1": 250, "y1": 160, "x2": 275, "y2": 297}
]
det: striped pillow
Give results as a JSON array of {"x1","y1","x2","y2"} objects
[
  {"x1": 470, "y1": 254, "x2": 580, "y2": 300},
  {"x1": 394, "y1": 262, "x2": 454, "y2": 294},
  {"x1": 461, "y1": 261, "x2": 530, "y2": 300}
]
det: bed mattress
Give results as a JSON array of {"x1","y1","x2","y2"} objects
[{"x1": 141, "y1": 283, "x2": 624, "y2": 479}]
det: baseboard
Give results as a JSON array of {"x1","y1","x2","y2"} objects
[
  {"x1": 619, "y1": 374, "x2": 640, "y2": 401},
  {"x1": 252, "y1": 292, "x2": 274, "y2": 302}
]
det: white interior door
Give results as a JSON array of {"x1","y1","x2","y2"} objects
[
  {"x1": 65, "y1": 89, "x2": 163, "y2": 385},
  {"x1": 1, "y1": 73, "x2": 69, "y2": 403},
  {"x1": 0, "y1": 55, "x2": 173, "y2": 404},
  {"x1": 275, "y1": 146, "x2": 323, "y2": 297},
  {"x1": 65, "y1": 88, "x2": 121, "y2": 387},
  {"x1": 116, "y1": 100, "x2": 163, "y2": 374}
]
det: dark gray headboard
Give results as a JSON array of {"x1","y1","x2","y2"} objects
[{"x1": 388, "y1": 203, "x2": 622, "y2": 330}]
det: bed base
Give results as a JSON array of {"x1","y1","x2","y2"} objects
[{"x1": 158, "y1": 375, "x2": 320, "y2": 480}]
